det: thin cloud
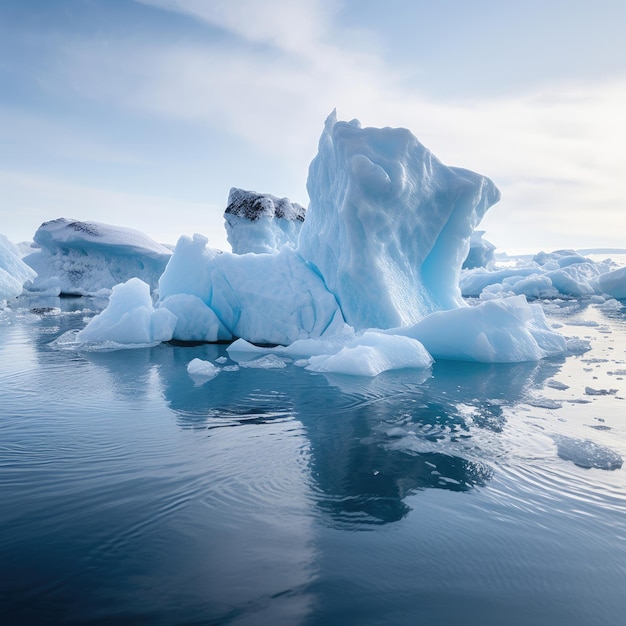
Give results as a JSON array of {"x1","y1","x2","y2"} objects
[{"x1": 4, "y1": 0, "x2": 626, "y2": 251}]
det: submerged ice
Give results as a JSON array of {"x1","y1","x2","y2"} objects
[{"x1": 67, "y1": 112, "x2": 573, "y2": 370}]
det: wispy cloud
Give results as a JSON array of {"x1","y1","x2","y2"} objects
[{"x1": 4, "y1": 0, "x2": 625, "y2": 251}]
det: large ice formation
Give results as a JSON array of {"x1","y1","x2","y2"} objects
[
  {"x1": 0, "y1": 234, "x2": 36, "y2": 305},
  {"x1": 298, "y1": 111, "x2": 501, "y2": 329},
  {"x1": 23, "y1": 218, "x2": 172, "y2": 296},
  {"x1": 225, "y1": 188, "x2": 306, "y2": 254},
  {"x1": 72, "y1": 113, "x2": 575, "y2": 368}
]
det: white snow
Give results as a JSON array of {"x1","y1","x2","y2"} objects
[
  {"x1": 225, "y1": 188, "x2": 305, "y2": 254},
  {"x1": 23, "y1": 218, "x2": 172, "y2": 296},
  {"x1": 0, "y1": 234, "x2": 36, "y2": 305}
]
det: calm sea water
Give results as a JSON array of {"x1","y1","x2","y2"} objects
[{"x1": 1, "y1": 295, "x2": 625, "y2": 625}]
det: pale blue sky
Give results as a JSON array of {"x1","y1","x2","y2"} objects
[{"x1": 1, "y1": 0, "x2": 625, "y2": 252}]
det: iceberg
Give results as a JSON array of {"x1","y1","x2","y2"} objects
[
  {"x1": 73, "y1": 113, "x2": 569, "y2": 367},
  {"x1": 0, "y1": 234, "x2": 36, "y2": 305},
  {"x1": 298, "y1": 111, "x2": 501, "y2": 329},
  {"x1": 225, "y1": 187, "x2": 305, "y2": 254},
  {"x1": 23, "y1": 218, "x2": 172, "y2": 296}
]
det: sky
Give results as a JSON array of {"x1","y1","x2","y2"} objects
[{"x1": 1, "y1": 0, "x2": 625, "y2": 253}]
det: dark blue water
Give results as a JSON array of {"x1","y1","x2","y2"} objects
[{"x1": 1, "y1": 297, "x2": 625, "y2": 625}]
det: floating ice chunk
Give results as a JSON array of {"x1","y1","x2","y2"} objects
[
  {"x1": 187, "y1": 358, "x2": 219, "y2": 379},
  {"x1": 565, "y1": 337, "x2": 591, "y2": 354},
  {"x1": 75, "y1": 277, "x2": 176, "y2": 347},
  {"x1": 238, "y1": 354, "x2": 289, "y2": 369},
  {"x1": 23, "y1": 218, "x2": 172, "y2": 295},
  {"x1": 159, "y1": 234, "x2": 345, "y2": 345},
  {"x1": 463, "y1": 231, "x2": 496, "y2": 269},
  {"x1": 584, "y1": 387, "x2": 617, "y2": 396},
  {"x1": 597, "y1": 266, "x2": 626, "y2": 299},
  {"x1": 225, "y1": 188, "x2": 305, "y2": 254},
  {"x1": 525, "y1": 397, "x2": 563, "y2": 409},
  {"x1": 544, "y1": 262, "x2": 601, "y2": 297},
  {"x1": 305, "y1": 331, "x2": 433, "y2": 376},
  {"x1": 298, "y1": 111, "x2": 501, "y2": 329},
  {"x1": 552, "y1": 434, "x2": 623, "y2": 470},
  {"x1": 0, "y1": 234, "x2": 36, "y2": 305},
  {"x1": 546, "y1": 379, "x2": 570, "y2": 390},
  {"x1": 388, "y1": 296, "x2": 566, "y2": 363},
  {"x1": 229, "y1": 329, "x2": 433, "y2": 377}
]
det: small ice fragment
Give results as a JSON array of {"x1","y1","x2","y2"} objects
[
  {"x1": 546, "y1": 380, "x2": 569, "y2": 390},
  {"x1": 552, "y1": 435, "x2": 623, "y2": 470},
  {"x1": 526, "y1": 397, "x2": 563, "y2": 409},
  {"x1": 584, "y1": 387, "x2": 618, "y2": 396},
  {"x1": 239, "y1": 354, "x2": 288, "y2": 369},
  {"x1": 187, "y1": 358, "x2": 219, "y2": 379}
]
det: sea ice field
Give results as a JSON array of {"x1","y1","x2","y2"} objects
[{"x1": 1, "y1": 114, "x2": 626, "y2": 625}]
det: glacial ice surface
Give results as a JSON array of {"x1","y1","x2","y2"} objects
[{"x1": 23, "y1": 218, "x2": 172, "y2": 296}]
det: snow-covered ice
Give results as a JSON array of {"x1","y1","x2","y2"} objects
[
  {"x1": 23, "y1": 218, "x2": 172, "y2": 296},
  {"x1": 225, "y1": 188, "x2": 305, "y2": 254}
]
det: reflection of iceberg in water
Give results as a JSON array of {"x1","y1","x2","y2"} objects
[{"x1": 153, "y1": 348, "x2": 563, "y2": 527}]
